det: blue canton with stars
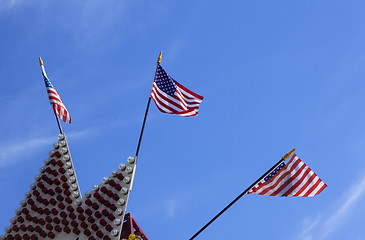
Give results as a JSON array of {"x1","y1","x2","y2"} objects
[
  {"x1": 263, "y1": 162, "x2": 285, "y2": 182},
  {"x1": 43, "y1": 73, "x2": 54, "y2": 89},
  {"x1": 154, "y1": 64, "x2": 177, "y2": 97}
]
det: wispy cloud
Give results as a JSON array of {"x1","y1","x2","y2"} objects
[
  {"x1": 161, "y1": 194, "x2": 189, "y2": 219},
  {"x1": 0, "y1": 0, "x2": 23, "y2": 11},
  {"x1": 50, "y1": 0, "x2": 130, "y2": 52},
  {"x1": 0, "y1": 129, "x2": 94, "y2": 168},
  {"x1": 297, "y1": 174, "x2": 365, "y2": 239},
  {"x1": 166, "y1": 198, "x2": 177, "y2": 218},
  {"x1": 0, "y1": 136, "x2": 54, "y2": 168},
  {"x1": 165, "y1": 38, "x2": 187, "y2": 63},
  {"x1": 321, "y1": 175, "x2": 365, "y2": 238},
  {"x1": 297, "y1": 215, "x2": 321, "y2": 240}
]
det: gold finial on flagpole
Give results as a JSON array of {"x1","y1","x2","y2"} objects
[
  {"x1": 39, "y1": 57, "x2": 44, "y2": 66},
  {"x1": 282, "y1": 148, "x2": 296, "y2": 160},
  {"x1": 157, "y1": 52, "x2": 162, "y2": 64}
]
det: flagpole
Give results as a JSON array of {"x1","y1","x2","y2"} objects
[
  {"x1": 135, "y1": 52, "x2": 162, "y2": 159},
  {"x1": 39, "y1": 57, "x2": 64, "y2": 135},
  {"x1": 53, "y1": 111, "x2": 64, "y2": 134},
  {"x1": 189, "y1": 148, "x2": 296, "y2": 240}
]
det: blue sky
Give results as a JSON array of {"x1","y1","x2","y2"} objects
[{"x1": 1, "y1": 1, "x2": 365, "y2": 239}]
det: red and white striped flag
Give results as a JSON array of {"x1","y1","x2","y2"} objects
[
  {"x1": 151, "y1": 64, "x2": 203, "y2": 117},
  {"x1": 248, "y1": 154, "x2": 327, "y2": 197},
  {"x1": 41, "y1": 62, "x2": 71, "y2": 123}
]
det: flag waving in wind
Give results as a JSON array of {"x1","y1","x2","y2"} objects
[
  {"x1": 248, "y1": 154, "x2": 327, "y2": 197},
  {"x1": 151, "y1": 64, "x2": 203, "y2": 117},
  {"x1": 40, "y1": 60, "x2": 71, "y2": 123}
]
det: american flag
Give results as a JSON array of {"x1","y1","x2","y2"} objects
[
  {"x1": 151, "y1": 64, "x2": 203, "y2": 117},
  {"x1": 247, "y1": 154, "x2": 327, "y2": 197},
  {"x1": 41, "y1": 65, "x2": 71, "y2": 123}
]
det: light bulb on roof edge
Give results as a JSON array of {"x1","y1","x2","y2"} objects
[
  {"x1": 128, "y1": 156, "x2": 135, "y2": 164},
  {"x1": 59, "y1": 140, "x2": 66, "y2": 147},
  {"x1": 25, "y1": 192, "x2": 31, "y2": 198},
  {"x1": 84, "y1": 192, "x2": 91, "y2": 198},
  {"x1": 119, "y1": 164, "x2": 126, "y2": 170},
  {"x1": 126, "y1": 166, "x2": 133, "y2": 174},
  {"x1": 111, "y1": 171, "x2": 117, "y2": 177},
  {"x1": 15, "y1": 209, "x2": 21, "y2": 215},
  {"x1": 44, "y1": 159, "x2": 50, "y2": 165},
  {"x1": 102, "y1": 177, "x2": 109, "y2": 183},
  {"x1": 113, "y1": 218, "x2": 121, "y2": 226},
  {"x1": 123, "y1": 177, "x2": 131, "y2": 184},
  {"x1": 121, "y1": 187, "x2": 128, "y2": 194},
  {"x1": 75, "y1": 199, "x2": 82, "y2": 206},
  {"x1": 10, "y1": 218, "x2": 16, "y2": 224},
  {"x1": 53, "y1": 142, "x2": 59, "y2": 149},
  {"x1": 67, "y1": 169, "x2": 74, "y2": 176},
  {"x1": 30, "y1": 183, "x2": 36, "y2": 190},
  {"x1": 72, "y1": 191, "x2": 79, "y2": 198},
  {"x1": 48, "y1": 150, "x2": 55, "y2": 157},
  {"x1": 58, "y1": 134, "x2": 64, "y2": 140},
  {"x1": 63, "y1": 155, "x2": 70, "y2": 161},
  {"x1": 61, "y1": 147, "x2": 68, "y2": 154},
  {"x1": 20, "y1": 200, "x2": 27, "y2": 207},
  {"x1": 65, "y1": 162, "x2": 72, "y2": 169},
  {"x1": 116, "y1": 209, "x2": 123, "y2": 216},
  {"x1": 68, "y1": 176, "x2": 76, "y2": 183},
  {"x1": 93, "y1": 185, "x2": 99, "y2": 191},
  {"x1": 4, "y1": 226, "x2": 11, "y2": 233},
  {"x1": 117, "y1": 199, "x2": 125, "y2": 206},
  {"x1": 111, "y1": 229, "x2": 119, "y2": 236}
]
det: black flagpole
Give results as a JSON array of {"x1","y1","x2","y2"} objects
[
  {"x1": 53, "y1": 111, "x2": 64, "y2": 134},
  {"x1": 189, "y1": 148, "x2": 296, "y2": 240},
  {"x1": 135, "y1": 97, "x2": 151, "y2": 157},
  {"x1": 39, "y1": 57, "x2": 63, "y2": 135},
  {"x1": 135, "y1": 52, "x2": 162, "y2": 158}
]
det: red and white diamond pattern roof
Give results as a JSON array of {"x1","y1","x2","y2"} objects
[{"x1": 1, "y1": 133, "x2": 137, "y2": 240}]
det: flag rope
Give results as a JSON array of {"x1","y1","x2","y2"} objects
[{"x1": 188, "y1": 148, "x2": 296, "y2": 240}]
